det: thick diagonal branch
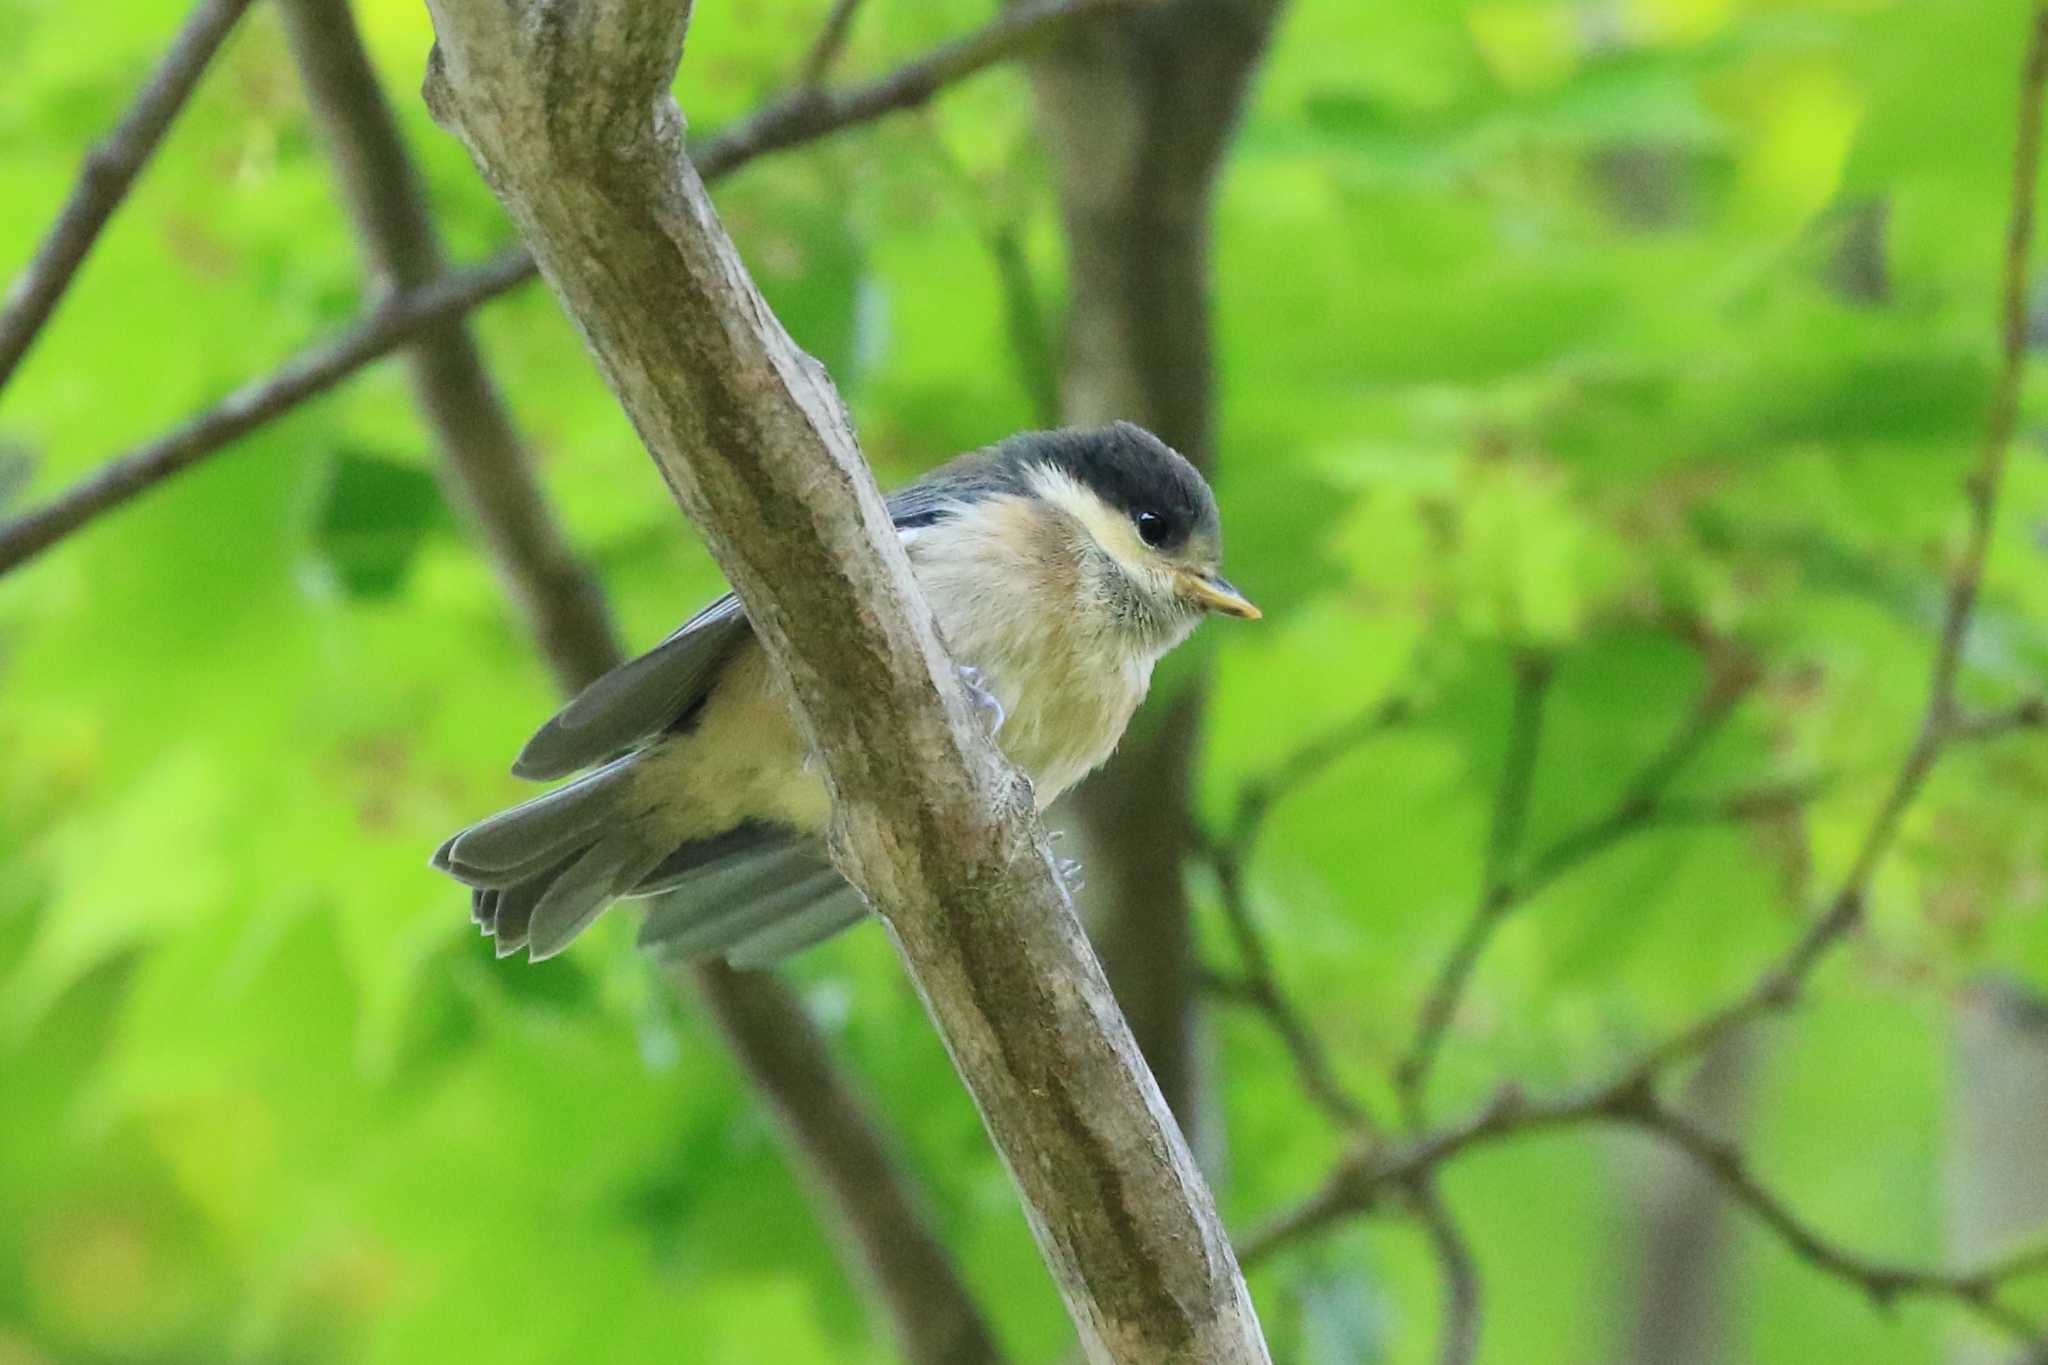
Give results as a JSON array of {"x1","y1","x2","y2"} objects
[
  {"x1": 417, "y1": 3, "x2": 1267, "y2": 1361},
  {"x1": 275, "y1": 3, "x2": 1002, "y2": 1359}
]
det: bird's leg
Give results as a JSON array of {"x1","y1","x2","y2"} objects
[
  {"x1": 1047, "y1": 830, "x2": 1084, "y2": 894},
  {"x1": 955, "y1": 664, "x2": 1006, "y2": 735}
]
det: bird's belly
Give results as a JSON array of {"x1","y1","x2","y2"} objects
[
  {"x1": 937, "y1": 620, "x2": 1151, "y2": 809},
  {"x1": 994, "y1": 670, "x2": 1146, "y2": 809}
]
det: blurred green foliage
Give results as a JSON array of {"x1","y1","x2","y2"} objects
[{"x1": 2, "y1": 0, "x2": 2046, "y2": 1361}]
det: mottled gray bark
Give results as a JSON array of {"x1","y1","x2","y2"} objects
[
  {"x1": 417, "y1": 2, "x2": 1269, "y2": 1359},
  {"x1": 1023, "y1": 0, "x2": 1287, "y2": 1128}
]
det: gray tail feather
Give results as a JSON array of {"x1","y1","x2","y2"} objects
[
  {"x1": 441, "y1": 788, "x2": 872, "y2": 964},
  {"x1": 723, "y1": 889, "x2": 869, "y2": 968},
  {"x1": 633, "y1": 822, "x2": 870, "y2": 966},
  {"x1": 434, "y1": 754, "x2": 637, "y2": 886},
  {"x1": 437, "y1": 753, "x2": 665, "y2": 961}
]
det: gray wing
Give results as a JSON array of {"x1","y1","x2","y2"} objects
[
  {"x1": 513, "y1": 593, "x2": 752, "y2": 780},
  {"x1": 514, "y1": 456, "x2": 998, "y2": 783}
]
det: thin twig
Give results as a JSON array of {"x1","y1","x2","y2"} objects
[
  {"x1": 1408, "y1": 1177, "x2": 1481, "y2": 1365},
  {"x1": 0, "y1": 251, "x2": 532, "y2": 575},
  {"x1": 1394, "y1": 660, "x2": 1770, "y2": 1119},
  {"x1": 0, "y1": 0, "x2": 1139, "y2": 578},
  {"x1": 1242, "y1": 1078, "x2": 2048, "y2": 1347},
  {"x1": 1193, "y1": 696, "x2": 1413, "y2": 1136},
  {"x1": 695, "y1": 0, "x2": 1147, "y2": 179},
  {"x1": 1395, "y1": 654, "x2": 1555, "y2": 1120},
  {"x1": 1208, "y1": 845, "x2": 1374, "y2": 1133},
  {"x1": 798, "y1": 0, "x2": 869, "y2": 88},
  {"x1": 1594, "y1": 0, "x2": 2048, "y2": 1085},
  {"x1": 0, "y1": 0, "x2": 256, "y2": 393},
  {"x1": 1948, "y1": 695, "x2": 2048, "y2": 744}
]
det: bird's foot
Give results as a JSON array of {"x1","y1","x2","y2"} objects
[
  {"x1": 956, "y1": 664, "x2": 1006, "y2": 735},
  {"x1": 1056, "y1": 857, "x2": 1085, "y2": 895}
]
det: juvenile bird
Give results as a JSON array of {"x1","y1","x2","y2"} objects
[{"x1": 433, "y1": 422, "x2": 1258, "y2": 966}]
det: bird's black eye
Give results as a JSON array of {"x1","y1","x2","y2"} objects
[{"x1": 1135, "y1": 510, "x2": 1170, "y2": 547}]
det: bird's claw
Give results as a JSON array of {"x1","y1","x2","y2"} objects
[
  {"x1": 956, "y1": 664, "x2": 1006, "y2": 735},
  {"x1": 1056, "y1": 857, "x2": 1085, "y2": 894}
]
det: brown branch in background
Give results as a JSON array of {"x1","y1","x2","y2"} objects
[
  {"x1": 0, "y1": 0, "x2": 1140, "y2": 580},
  {"x1": 420, "y1": 0, "x2": 1267, "y2": 1356},
  {"x1": 1394, "y1": 655, "x2": 1768, "y2": 1120},
  {"x1": 0, "y1": 251, "x2": 532, "y2": 575},
  {"x1": 276, "y1": 0, "x2": 614, "y2": 695},
  {"x1": 797, "y1": 0, "x2": 869, "y2": 88},
  {"x1": 1408, "y1": 1178, "x2": 1481, "y2": 1365},
  {"x1": 0, "y1": 0, "x2": 256, "y2": 393},
  {"x1": 1206, "y1": 835, "x2": 1374, "y2": 1134},
  {"x1": 1240, "y1": 1076, "x2": 2048, "y2": 1343},
  {"x1": 1948, "y1": 695, "x2": 2048, "y2": 744},
  {"x1": 1238, "y1": 20, "x2": 2048, "y2": 1344},
  {"x1": 1395, "y1": 653, "x2": 1553, "y2": 1122},
  {"x1": 274, "y1": 3, "x2": 1003, "y2": 1360},
  {"x1": 1194, "y1": 696, "x2": 1412, "y2": 1137},
  {"x1": 696, "y1": 0, "x2": 1147, "y2": 178},
  {"x1": 691, "y1": 964, "x2": 1008, "y2": 1364}
]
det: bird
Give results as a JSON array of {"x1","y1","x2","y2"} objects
[{"x1": 432, "y1": 421, "x2": 1259, "y2": 968}]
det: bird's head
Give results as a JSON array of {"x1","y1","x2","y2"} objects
[{"x1": 998, "y1": 422, "x2": 1259, "y2": 650}]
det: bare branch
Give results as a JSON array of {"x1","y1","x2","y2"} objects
[
  {"x1": 0, "y1": 0, "x2": 1139, "y2": 580},
  {"x1": 694, "y1": 0, "x2": 1148, "y2": 180},
  {"x1": 0, "y1": 251, "x2": 532, "y2": 576},
  {"x1": 274, "y1": 4, "x2": 1002, "y2": 1358},
  {"x1": 419, "y1": 3, "x2": 1265, "y2": 1361},
  {"x1": 690, "y1": 964, "x2": 1009, "y2": 1364},
  {"x1": 0, "y1": 0, "x2": 256, "y2": 393},
  {"x1": 1408, "y1": 1178, "x2": 1481, "y2": 1365},
  {"x1": 1206, "y1": 838, "x2": 1374, "y2": 1134},
  {"x1": 277, "y1": 0, "x2": 615, "y2": 694},
  {"x1": 1243, "y1": 1078, "x2": 2048, "y2": 1347},
  {"x1": 797, "y1": 0, "x2": 869, "y2": 89},
  {"x1": 1224, "y1": 697, "x2": 1413, "y2": 852},
  {"x1": 1395, "y1": 654, "x2": 1552, "y2": 1120},
  {"x1": 1393, "y1": 657, "x2": 1786, "y2": 1119},
  {"x1": 1948, "y1": 695, "x2": 2048, "y2": 744},
  {"x1": 1192, "y1": 696, "x2": 1412, "y2": 1137}
]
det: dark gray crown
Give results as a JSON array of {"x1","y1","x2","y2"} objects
[{"x1": 892, "y1": 422, "x2": 1219, "y2": 552}]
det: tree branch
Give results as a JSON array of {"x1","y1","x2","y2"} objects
[
  {"x1": 1395, "y1": 653, "x2": 1553, "y2": 1121},
  {"x1": 1241, "y1": 1077, "x2": 2048, "y2": 1347},
  {"x1": 0, "y1": 0, "x2": 256, "y2": 393},
  {"x1": 0, "y1": 0, "x2": 1138, "y2": 580},
  {"x1": 1392, "y1": 656, "x2": 1781, "y2": 1120},
  {"x1": 1408, "y1": 1177, "x2": 1480, "y2": 1365},
  {"x1": 274, "y1": 4, "x2": 1002, "y2": 1359},
  {"x1": 1948, "y1": 695, "x2": 2048, "y2": 744},
  {"x1": 417, "y1": 3, "x2": 1265, "y2": 1361},
  {"x1": 690, "y1": 963, "x2": 1008, "y2": 1363},
  {"x1": 796, "y1": 0, "x2": 867, "y2": 89},
  {"x1": 0, "y1": 251, "x2": 533, "y2": 576},
  {"x1": 1194, "y1": 696, "x2": 1412, "y2": 1138},
  {"x1": 277, "y1": 0, "x2": 615, "y2": 694}
]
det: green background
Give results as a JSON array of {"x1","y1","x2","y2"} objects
[{"x1": 3, "y1": 0, "x2": 2047, "y2": 1360}]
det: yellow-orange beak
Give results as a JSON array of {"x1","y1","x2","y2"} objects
[{"x1": 1179, "y1": 572, "x2": 1261, "y2": 620}]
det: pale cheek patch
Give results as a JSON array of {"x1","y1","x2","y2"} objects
[{"x1": 1023, "y1": 464, "x2": 1154, "y2": 571}]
